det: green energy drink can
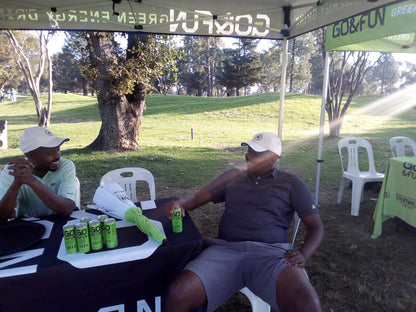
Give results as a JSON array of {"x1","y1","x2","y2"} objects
[
  {"x1": 88, "y1": 220, "x2": 103, "y2": 251},
  {"x1": 75, "y1": 222, "x2": 90, "y2": 253},
  {"x1": 63, "y1": 224, "x2": 77, "y2": 254},
  {"x1": 172, "y1": 206, "x2": 183, "y2": 233},
  {"x1": 104, "y1": 218, "x2": 118, "y2": 248},
  {"x1": 80, "y1": 216, "x2": 91, "y2": 224},
  {"x1": 97, "y1": 214, "x2": 108, "y2": 246}
]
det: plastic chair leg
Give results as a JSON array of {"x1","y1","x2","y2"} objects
[
  {"x1": 239, "y1": 287, "x2": 271, "y2": 312},
  {"x1": 350, "y1": 180, "x2": 364, "y2": 216},
  {"x1": 337, "y1": 178, "x2": 346, "y2": 204}
]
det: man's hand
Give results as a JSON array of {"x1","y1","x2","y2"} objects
[
  {"x1": 162, "y1": 189, "x2": 213, "y2": 219},
  {"x1": 7, "y1": 157, "x2": 36, "y2": 186},
  {"x1": 163, "y1": 200, "x2": 185, "y2": 219},
  {"x1": 284, "y1": 249, "x2": 306, "y2": 267}
]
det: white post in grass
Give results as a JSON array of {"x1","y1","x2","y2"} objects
[{"x1": 315, "y1": 51, "x2": 330, "y2": 206}]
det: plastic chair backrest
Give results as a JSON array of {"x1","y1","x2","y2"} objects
[
  {"x1": 389, "y1": 136, "x2": 416, "y2": 157},
  {"x1": 338, "y1": 137, "x2": 378, "y2": 175},
  {"x1": 100, "y1": 167, "x2": 156, "y2": 201},
  {"x1": 75, "y1": 177, "x2": 81, "y2": 208}
]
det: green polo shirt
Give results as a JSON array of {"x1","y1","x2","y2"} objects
[{"x1": 0, "y1": 157, "x2": 77, "y2": 218}]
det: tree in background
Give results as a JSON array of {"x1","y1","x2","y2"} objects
[
  {"x1": 326, "y1": 50, "x2": 377, "y2": 137},
  {"x1": 152, "y1": 59, "x2": 180, "y2": 95},
  {"x1": 258, "y1": 42, "x2": 283, "y2": 93},
  {"x1": 177, "y1": 36, "x2": 206, "y2": 96},
  {"x1": 54, "y1": 32, "x2": 91, "y2": 95},
  {"x1": 311, "y1": 27, "x2": 378, "y2": 137},
  {"x1": 287, "y1": 33, "x2": 315, "y2": 93},
  {"x1": 308, "y1": 50, "x2": 325, "y2": 95},
  {"x1": 84, "y1": 32, "x2": 180, "y2": 150},
  {"x1": 399, "y1": 61, "x2": 416, "y2": 88},
  {"x1": 217, "y1": 38, "x2": 262, "y2": 96},
  {"x1": 4, "y1": 30, "x2": 55, "y2": 127},
  {"x1": 177, "y1": 36, "x2": 219, "y2": 96},
  {"x1": 53, "y1": 45, "x2": 81, "y2": 94},
  {"x1": 0, "y1": 33, "x2": 23, "y2": 92},
  {"x1": 365, "y1": 53, "x2": 399, "y2": 95},
  {"x1": 306, "y1": 30, "x2": 325, "y2": 95}
]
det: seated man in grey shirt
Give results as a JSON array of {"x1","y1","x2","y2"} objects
[
  {"x1": 0, "y1": 127, "x2": 77, "y2": 222},
  {"x1": 163, "y1": 132, "x2": 324, "y2": 312}
]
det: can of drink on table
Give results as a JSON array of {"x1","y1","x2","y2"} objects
[
  {"x1": 75, "y1": 222, "x2": 90, "y2": 253},
  {"x1": 88, "y1": 220, "x2": 103, "y2": 251},
  {"x1": 80, "y1": 216, "x2": 91, "y2": 224},
  {"x1": 172, "y1": 206, "x2": 183, "y2": 233},
  {"x1": 104, "y1": 218, "x2": 118, "y2": 248},
  {"x1": 97, "y1": 214, "x2": 108, "y2": 246},
  {"x1": 63, "y1": 224, "x2": 77, "y2": 254}
]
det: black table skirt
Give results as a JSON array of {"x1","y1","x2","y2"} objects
[{"x1": 0, "y1": 198, "x2": 203, "y2": 312}]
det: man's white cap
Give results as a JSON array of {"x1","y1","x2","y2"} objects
[
  {"x1": 241, "y1": 132, "x2": 282, "y2": 156},
  {"x1": 20, "y1": 126, "x2": 69, "y2": 153}
]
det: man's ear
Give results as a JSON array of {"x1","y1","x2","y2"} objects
[{"x1": 270, "y1": 152, "x2": 279, "y2": 163}]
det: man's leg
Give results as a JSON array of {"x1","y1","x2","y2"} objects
[
  {"x1": 276, "y1": 266, "x2": 322, "y2": 312},
  {"x1": 164, "y1": 270, "x2": 207, "y2": 312}
]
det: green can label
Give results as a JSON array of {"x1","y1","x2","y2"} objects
[
  {"x1": 75, "y1": 222, "x2": 90, "y2": 253},
  {"x1": 88, "y1": 220, "x2": 103, "y2": 251},
  {"x1": 104, "y1": 218, "x2": 118, "y2": 248},
  {"x1": 63, "y1": 224, "x2": 77, "y2": 254},
  {"x1": 172, "y1": 207, "x2": 183, "y2": 233}
]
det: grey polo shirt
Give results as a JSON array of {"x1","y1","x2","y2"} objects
[{"x1": 206, "y1": 167, "x2": 318, "y2": 243}]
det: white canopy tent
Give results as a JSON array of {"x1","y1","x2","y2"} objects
[
  {"x1": 0, "y1": 0, "x2": 408, "y2": 204},
  {"x1": 0, "y1": 1, "x2": 402, "y2": 39}
]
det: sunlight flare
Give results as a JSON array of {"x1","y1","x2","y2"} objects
[{"x1": 281, "y1": 83, "x2": 416, "y2": 154}]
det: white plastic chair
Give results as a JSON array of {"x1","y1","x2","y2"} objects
[
  {"x1": 389, "y1": 136, "x2": 416, "y2": 157},
  {"x1": 337, "y1": 137, "x2": 385, "y2": 216},
  {"x1": 100, "y1": 167, "x2": 156, "y2": 201},
  {"x1": 75, "y1": 177, "x2": 81, "y2": 208},
  {"x1": 239, "y1": 213, "x2": 301, "y2": 312},
  {"x1": 239, "y1": 287, "x2": 271, "y2": 312}
]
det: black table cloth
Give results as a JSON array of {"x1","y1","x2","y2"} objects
[{"x1": 0, "y1": 197, "x2": 203, "y2": 312}]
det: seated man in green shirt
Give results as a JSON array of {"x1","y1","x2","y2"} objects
[{"x1": 0, "y1": 127, "x2": 77, "y2": 222}]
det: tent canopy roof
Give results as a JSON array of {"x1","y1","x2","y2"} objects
[{"x1": 0, "y1": 0, "x2": 405, "y2": 40}]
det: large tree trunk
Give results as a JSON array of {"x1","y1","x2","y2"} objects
[
  {"x1": 87, "y1": 32, "x2": 144, "y2": 150},
  {"x1": 329, "y1": 118, "x2": 342, "y2": 137},
  {"x1": 82, "y1": 77, "x2": 88, "y2": 96},
  {"x1": 90, "y1": 90, "x2": 144, "y2": 150}
]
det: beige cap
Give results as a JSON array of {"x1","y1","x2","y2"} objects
[
  {"x1": 241, "y1": 132, "x2": 281, "y2": 156},
  {"x1": 20, "y1": 127, "x2": 69, "y2": 153}
]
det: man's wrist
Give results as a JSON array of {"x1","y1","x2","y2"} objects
[{"x1": 11, "y1": 179, "x2": 23, "y2": 188}]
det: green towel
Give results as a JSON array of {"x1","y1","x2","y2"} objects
[{"x1": 125, "y1": 207, "x2": 167, "y2": 243}]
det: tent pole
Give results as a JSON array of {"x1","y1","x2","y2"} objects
[
  {"x1": 314, "y1": 51, "x2": 330, "y2": 206},
  {"x1": 278, "y1": 37, "x2": 288, "y2": 140}
]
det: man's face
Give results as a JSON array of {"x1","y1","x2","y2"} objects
[
  {"x1": 245, "y1": 148, "x2": 279, "y2": 175},
  {"x1": 28, "y1": 147, "x2": 61, "y2": 172}
]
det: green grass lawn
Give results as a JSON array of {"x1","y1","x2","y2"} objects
[{"x1": 1, "y1": 92, "x2": 416, "y2": 311}]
